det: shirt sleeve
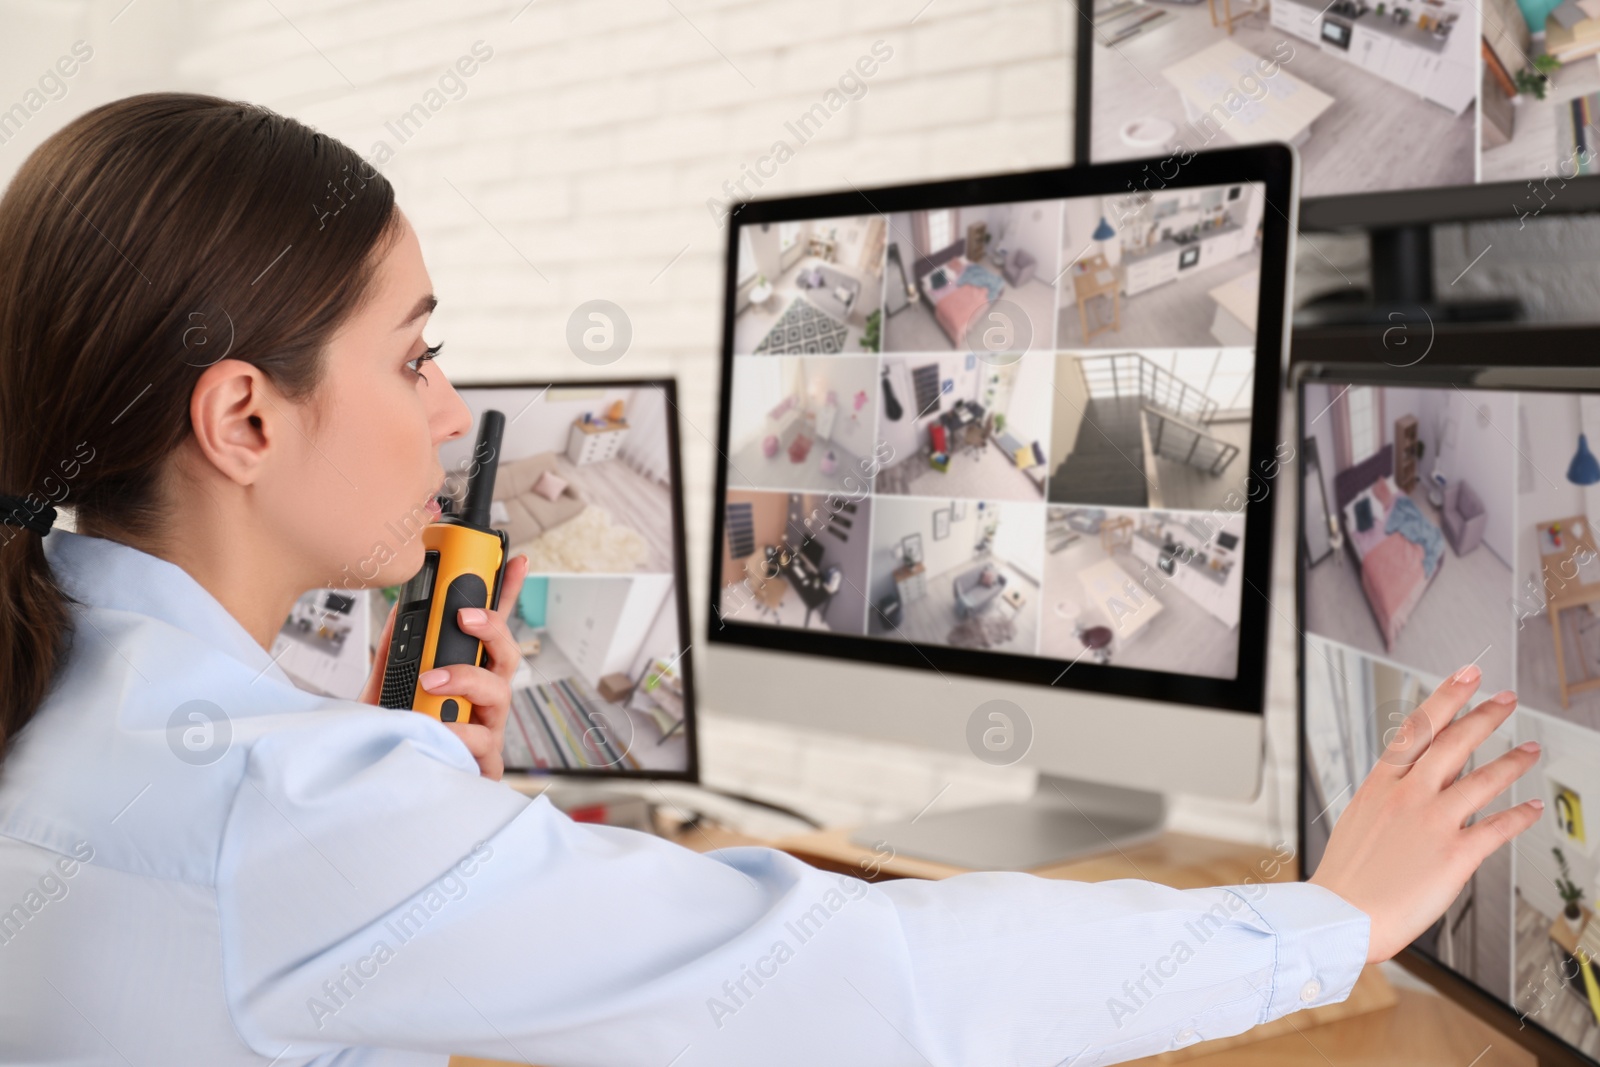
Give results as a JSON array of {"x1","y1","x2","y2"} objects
[{"x1": 215, "y1": 709, "x2": 1370, "y2": 1067}]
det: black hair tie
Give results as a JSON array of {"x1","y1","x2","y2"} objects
[{"x1": 0, "y1": 494, "x2": 57, "y2": 536}]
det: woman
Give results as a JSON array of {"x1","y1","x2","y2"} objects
[{"x1": 0, "y1": 93, "x2": 1544, "y2": 1065}]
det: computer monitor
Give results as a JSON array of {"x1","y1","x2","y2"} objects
[
  {"x1": 1075, "y1": 0, "x2": 1600, "y2": 330},
  {"x1": 1296, "y1": 333, "x2": 1600, "y2": 1067},
  {"x1": 704, "y1": 146, "x2": 1297, "y2": 870},
  {"x1": 276, "y1": 379, "x2": 698, "y2": 781},
  {"x1": 1079, "y1": 0, "x2": 1551, "y2": 197}
]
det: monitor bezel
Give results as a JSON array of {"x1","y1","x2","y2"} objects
[
  {"x1": 708, "y1": 145, "x2": 1298, "y2": 715},
  {"x1": 1294, "y1": 337, "x2": 1600, "y2": 1067},
  {"x1": 454, "y1": 377, "x2": 700, "y2": 784}
]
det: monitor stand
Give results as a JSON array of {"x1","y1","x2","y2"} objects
[
  {"x1": 848, "y1": 774, "x2": 1166, "y2": 872},
  {"x1": 1293, "y1": 223, "x2": 1521, "y2": 328}
]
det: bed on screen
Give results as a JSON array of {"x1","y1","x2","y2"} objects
[
  {"x1": 915, "y1": 240, "x2": 1008, "y2": 348},
  {"x1": 1333, "y1": 443, "x2": 1447, "y2": 653}
]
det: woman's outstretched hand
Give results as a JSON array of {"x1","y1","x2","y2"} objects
[
  {"x1": 1309, "y1": 663, "x2": 1543, "y2": 964},
  {"x1": 358, "y1": 554, "x2": 529, "y2": 780}
]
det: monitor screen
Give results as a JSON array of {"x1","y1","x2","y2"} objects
[
  {"x1": 711, "y1": 154, "x2": 1295, "y2": 714},
  {"x1": 273, "y1": 379, "x2": 697, "y2": 780},
  {"x1": 1299, "y1": 365, "x2": 1600, "y2": 1063},
  {"x1": 1083, "y1": 0, "x2": 1519, "y2": 195}
]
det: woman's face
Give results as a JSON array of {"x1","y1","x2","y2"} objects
[{"x1": 268, "y1": 210, "x2": 472, "y2": 590}]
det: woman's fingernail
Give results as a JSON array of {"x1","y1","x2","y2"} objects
[
  {"x1": 1530, "y1": 798, "x2": 1546, "y2": 810},
  {"x1": 419, "y1": 668, "x2": 450, "y2": 691},
  {"x1": 459, "y1": 607, "x2": 486, "y2": 626},
  {"x1": 1519, "y1": 740, "x2": 1542, "y2": 753},
  {"x1": 1454, "y1": 664, "x2": 1481, "y2": 686},
  {"x1": 1493, "y1": 690, "x2": 1517, "y2": 704}
]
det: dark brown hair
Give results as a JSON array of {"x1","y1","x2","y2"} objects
[{"x1": 0, "y1": 92, "x2": 400, "y2": 764}]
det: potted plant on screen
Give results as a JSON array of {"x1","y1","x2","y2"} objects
[
  {"x1": 1554, "y1": 846, "x2": 1586, "y2": 928},
  {"x1": 861, "y1": 307, "x2": 881, "y2": 353},
  {"x1": 1516, "y1": 54, "x2": 1561, "y2": 100}
]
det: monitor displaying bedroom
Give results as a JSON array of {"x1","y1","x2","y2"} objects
[
  {"x1": 712, "y1": 149, "x2": 1295, "y2": 717},
  {"x1": 1298, "y1": 356, "x2": 1600, "y2": 1065},
  {"x1": 434, "y1": 379, "x2": 696, "y2": 780}
]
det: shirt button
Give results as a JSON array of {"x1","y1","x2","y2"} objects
[
  {"x1": 1177, "y1": 1027, "x2": 1197, "y2": 1042},
  {"x1": 1300, "y1": 978, "x2": 1322, "y2": 1002}
]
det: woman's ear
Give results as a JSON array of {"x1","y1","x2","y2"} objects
[{"x1": 186, "y1": 358, "x2": 280, "y2": 486}]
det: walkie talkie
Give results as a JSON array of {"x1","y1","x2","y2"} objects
[{"x1": 379, "y1": 409, "x2": 509, "y2": 723}]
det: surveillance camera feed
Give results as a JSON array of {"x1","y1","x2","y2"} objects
[
  {"x1": 1301, "y1": 378, "x2": 1600, "y2": 1059},
  {"x1": 718, "y1": 184, "x2": 1267, "y2": 683},
  {"x1": 277, "y1": 381, "x2": 694, "y2": 778}
]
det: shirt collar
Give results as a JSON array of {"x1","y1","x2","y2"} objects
[{"x1": 43, "y1": 529, "x2": 296, "y2": 687}]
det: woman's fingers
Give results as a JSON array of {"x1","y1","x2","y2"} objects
[
  {"x1": 1467, "y1": 796, "x2": 1545, "y2": 857},
  {"x1": 1448, "y1": 738, "x2": 1542, "y2": 823},
  {"x1": 460, "y1": 603, "x2": 522, "y2": 681},
  {"x1": 1413, "y1": 688, "x2": 1518, "y2": 791},
  {"x1": 493, "y1": 554, "x2": 529, "y2": 628},
  {"x1": 1374, "y1": 663, "x2": 1481, "y2": 777},
  {"x1": 419, "y1": 662, "x2": 509, "y2": 721},
  {"x1": 443, "y1": 722, "x2": 503, "y2": 780}
]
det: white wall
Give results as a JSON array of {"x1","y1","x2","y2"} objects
[
  {"x1": 1428, "y1": 390, "x2": 1515, "y2": 565},
  {"x1": 1050, "y1": 354, "x2": 1089, "y2": 465},
  {"x1": 1061, "y1": 194, "x2": 1108, "y2": 267},
  {"x1": 627, "y1": 576, "x2": 683, "y2": 681},
  {"x1": 991, "y1": 198, "x2": 1062, "y2": 278},
  {"x1": 872, "y1": 496, "x2": 980, "y2": 582},
  {"x1": 991, "y1": 502, "x2": 1044, "y2": 583},
  {"x1": 1004, "y1": 354, "x2": 1054, "y2": 448},
  {"x1": 604, "y1": 574, "x2": 673, "y2": 679},
  {"x1": 804, "y1": 356, "x2": 878, "y2": 459},
  {"x1": 618, "y1": 384, "x2": 672, "y2": 484}
]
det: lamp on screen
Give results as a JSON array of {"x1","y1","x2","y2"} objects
[{"x1": 1569, "y1": 433, "x2": 1600, "y2": 486}]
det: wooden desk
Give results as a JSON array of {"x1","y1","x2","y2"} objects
[
  {"x1": 1536, "y1": 515, "x2": 1600, "y2": 707},
  {"x1": 1071, "y1": 252, "x2": 1122, "y2": 342},
  {"x1": 451, "y1": 824, "x2": 1535, "y2": 1067}
]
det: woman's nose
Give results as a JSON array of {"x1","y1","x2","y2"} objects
[{"x1": 430, "y1": 369, "x2": 474, "y2": 444}]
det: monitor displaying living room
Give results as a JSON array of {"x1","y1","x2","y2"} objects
[
  {"x1": 1083, "y1": 0, "x2": 1575, "y2": 193},
  {"x1": 707, "y1": 152, "x2": 1298, "y2": 867},
  {"x1": 421, "y1": 379, "x2": 697, "y2": 780},
  {"x1": 715, "y1": 157, "x2": 1285, "y2": 699},
  {"x1": 1297, "y1": 352, "x2": 1600, "y2": 1066}
]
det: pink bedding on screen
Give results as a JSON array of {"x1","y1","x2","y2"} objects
[
  {"x1": 1361, "y1": 531, "x2": 1428, "y2": 652},
  {"x1": 935, "y1": 283, "x2": 990, "y2": 346}
]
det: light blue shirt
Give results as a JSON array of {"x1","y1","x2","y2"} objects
[{"x1": 0, "y1": 530, "x2": 1370, "y2": 1065}]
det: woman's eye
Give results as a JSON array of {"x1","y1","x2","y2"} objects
[{"x1": 407, "y1": 341, "x2": 444, "y2": 380}]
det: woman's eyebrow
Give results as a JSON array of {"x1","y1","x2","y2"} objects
[{"x1": 397, "y1": 293, "x2": 437, "y2": 330}]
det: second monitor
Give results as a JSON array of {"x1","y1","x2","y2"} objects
[{"x1": 708, "y1": 148, "x2": 1297, "y2": 869}]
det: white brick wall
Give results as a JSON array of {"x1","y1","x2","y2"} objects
[{"x1": 10, "y1": 0, "x2": 1587, "y2": 849}]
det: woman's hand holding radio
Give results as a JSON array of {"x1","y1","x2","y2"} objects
[{"x1": 361, "y1": 553, "x2": 530, "y2": 780}]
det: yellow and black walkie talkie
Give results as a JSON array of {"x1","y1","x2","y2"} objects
[{"x1": 379, "y1": 409, "x2": 509, "y2": 723}]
